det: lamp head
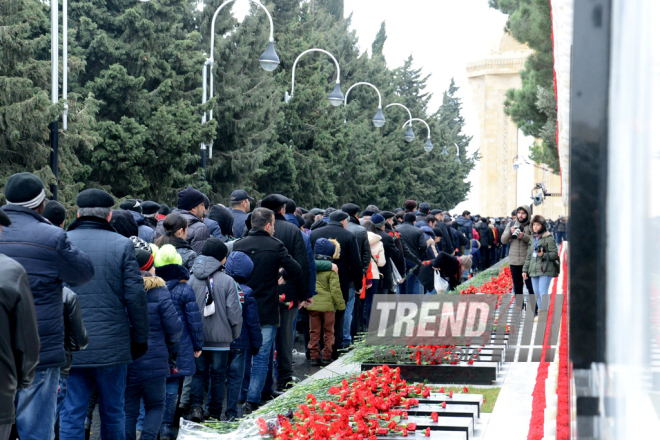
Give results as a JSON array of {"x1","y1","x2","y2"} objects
[
  {"x1": 440, "y1": 146, "x2": 449, "y2": 156},
  {"x1": 404, "y1": 125, "x2": 415, "y2": 143},
  {"x1": 424, "y1": 138, "x2": 434, "y2": 153},
  {"x1": 329, "y1": 83, "x2": 344, "y2": 107},
  {"x1": 284, "y1": 91, "x2": 291, "y2": 104},
  {"x1": 455, "y1": 157, "x2": 461, "y2": 164},
  {"x1": 372, "y1": 108, "x2": 386, "y2": 128},
  {"x1": 259, "y1": 41, "x2": 280, "y2": 72}
]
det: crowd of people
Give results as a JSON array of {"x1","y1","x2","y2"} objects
[{"x1": 0, "y1": 171, "x2": 566, "y2": 440}]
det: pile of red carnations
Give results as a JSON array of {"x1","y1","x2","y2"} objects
[
  {"x1": 259, "y1": 365, "x2": 462, "y2": 439},
  {"x1": 459, "y1": 267, "x2": 513, "y2": 295}
]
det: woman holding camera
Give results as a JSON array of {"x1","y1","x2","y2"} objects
[{"x1": 522, "y1": 215, "x2": 560, "y2": 317}]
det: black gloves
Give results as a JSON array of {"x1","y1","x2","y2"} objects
[
  {"x1": 131, "y1": 341, "x2": 149, "y2": 361},
  {"x1": 251, "y1": 346, "x2": 261, "y2": 356}
]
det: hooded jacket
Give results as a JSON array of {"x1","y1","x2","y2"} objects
[
  {"x1": 232, "y1": 229, "x2": 302, "y2": 326},
  {"x1": 0, "y1": 205, "x2": 94, "y2": 370},
  {"x1": 367, "y1": 231, "x2": 386, "y2": 279},
  {"x1": 522, "y1": 232, "x2": 560, "y2": 277},
  {"x1": 476, "y1": 221, "x2": 494, "y2": 249},
  {"x1": 501, "y1": 205, "x2": 533, "y2": 266},
  {"x1": 155, "y1": 209, "x2": 210, "y2": 255},
  {"x1": 209, "y1": 205, "x2": 235, "y2": 240},
  {"x1": 308, "y1": 239, "x2": 345, "y2": 313},
  {"x1": 225, "y1": 252, "x2": 263, "y2": 351},
  {"x1": 156, "y1": 264, "x2": 204, "y2": 377},
  {"x1": 61, "y1": 287, "x2": 88, "y2": 378},
  {"x1": 0, "y1": 254, "x2": 39, "y2": 426},
  {"x1": 188, "y1": 256, "x2": 243, "y2": 348},
  {"x1": 204, "y1": 217, "x2": 225, "y2": 241},
  {"x1": 127, "y1": 275, "x2": 182, "y2": 385},
  {"x1": 456, "y1": 216, "x2": 473, "y2": 240},
  {"x1": 309, "y1": 222, "x2": 364, "y2": 300},
  {"x1": 127, "y1": 210, "x2": 154, "y2": 243},
  {"x1": 66, "y1": 216, "x2": 149, "y2": 368}
]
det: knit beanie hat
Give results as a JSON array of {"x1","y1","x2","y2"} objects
[
  {"x1": 135, "y1": 248, "x2": 155, "y2": 272},
  {"x1": 43, "y1": 200, "x2": 66, "y2": 226},
  {"x1": 158, "y1": 204, "x2": 170, "y2": 216},
  {"x1": 365, "y1": 204, "x2": 380, "y2": 213},
  {"x1": 202, "y1": 237, "x2": 229, "y2": 263},
  {"x1": 130, "y1": 236, "x2": 151, "y2": 252},
  {"x1": 154, "y1": 244, "x2": 182, "y2": 267},
  {"x1": 5, "y1": 172, "x2": 47, "y2": 209},
  {"x1": 404, "y1": 200, "x2": 417, "y2": 212},
  {"x1": 371, "y1": 213, "x2": 386, "y2": 227},
  {"x1": 177, "y1": 186, "x2": 205, "y2": 211},
  {"x1": 285, "y1": 199, "x2": 297, "y2": 214}
]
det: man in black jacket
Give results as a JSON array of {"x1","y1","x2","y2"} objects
[
  {"x1": 232, "y1": 208, "x2": 301, "y2": 413},
  {"x1": 61, "y1": 189, "x2": 150, "y2": 440},
  {"x1": 260, "y1": 195, "x2": 310, "y2": 392},
  {"x1": 396, "y1": 213, "x2": 428, "y2": 295},
  {"x1": 476, "y1": 217, "x2": 495, "y2": 269},
  {"x1": 371, "y1": 214, "x2": 400, "y2": 294},
  {"x1": 0, "y1": 211, "x2": 40, "y2": 440},
  {"x1": 309, "y1": 210, "x2": 363, "y2": 359},
  {"x1": 341, "y1": 203, "x2": 371, "y2": 342}
]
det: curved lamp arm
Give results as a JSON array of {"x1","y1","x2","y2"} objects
[
  {"x1": 288, "y1": 48, "x2": 341, "y2": 100},
  {"x1": 403, "y1": 118, "x2": 431, "y2": 138},
  {"x1": 211, "y1": 0, "x2": 274, "y2": 58},
  {"x1": 344, "y1": 82, "x2": 382, "y2": 108},
  {"x1": 385, "y1": 103, "x2": 412, "y2": 121},
  {"x1": 454, "y1": 143, "x2": 460, "y2": 156}
]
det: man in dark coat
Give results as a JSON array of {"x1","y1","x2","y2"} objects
[
  {"x1": 232, "y1": 208, "x2": 301, "y2": 413},
  {"x1": 371, "y1": 214, "x2": 400, "y2": 294},
  {"x1": 476, "y1": 218, "x2": 495, "y2": 269},
  {"x1": 261, "y1": 195, "x2": 310, "y2": 391},
  {"x1": 0, "y1": 210, "x2": 40, "y2": 440},
  {"x1": 396, "y1": 213, "x2": 428, "y2": 295},
  {"x1": 456, "y1": 210, "x2": 473, "y2": 241},
  {"x1": 60, "y1": 189, "x2": 150, "y2": 440},
  {"x1": 0, "y1": 173, "x2": 94, "y2": 440},
  {"x1": 341, "y1": 203, "x2": 371, "y2": 342},
  {"x1": 154, "y1": 187, "x2": 210, "y2": 254},
  {"x1": 430, "y1": 210, "x2": 456, "y2": 254},
  {"x1": 309, "y1": 210, "x2": 363, "y2": 359},
  {"x1": 120, "y1": 199, "x2": 154, "y2": 243},
  {"x1": 229, "y1": 189, "x2": 254, "y2": 239}
]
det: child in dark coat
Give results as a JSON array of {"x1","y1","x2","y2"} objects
[
  {"x1": 225, "y1": 251, "x2": 262, "y2": 421},
  {"x1": 125, "y1": 249, "x2": 182, "y2": 440}
]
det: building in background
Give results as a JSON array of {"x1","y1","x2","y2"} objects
[{"x1": 466, "y1": 33, "x2": 565, "y2": 218}]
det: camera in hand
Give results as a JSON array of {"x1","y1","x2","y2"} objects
[
  {"x1": 534, "y1": 245, "x2": 546, "y2": 254},
  {"x1": 512, "y1": 226, "x2": 523, "y2": 238}
]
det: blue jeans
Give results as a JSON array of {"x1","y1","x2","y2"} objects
[
  {"x1": 342, "y1": 287, "x2": 356, "y2": 346},
  {"x1": 56, "y1": 376, "x2": 68, "y2": 417},
  {"x1": 15, "y1": 367, "x2": 60, "y2": 440},
  {"x1": 404, "y1": 260, "x2": 421, "y2": 294},
  {"x1": 60, "y1": 365, "x2": 128, "y2": 440},
  {"x1": 246, "y1": 325, "x2": 277, "y2": 404},
  {"x1": 190, "y1": 351, "x2": 229, "y2": 417},
  {"x1": 531, "y1": 276, "x2": 554, "y2": 311},
  {"x1": 124, "y1": 378, "x2": 166, "y2": 440},
  {"x1": 225, "y1": 349, "x2": 246, "y2": 420}
]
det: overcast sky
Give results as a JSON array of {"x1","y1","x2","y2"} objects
[{"x1": 232, "y1": 0, "x2": 510, "y2": 210}]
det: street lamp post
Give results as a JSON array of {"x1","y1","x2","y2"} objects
[
  {"x1": 49, "y1": 0, "x2": 59, "y2": 200},
  {"x1": 403, "y1": 118, "x2": 433, "y2": 152},
  {"x1": 454, "y1": 143, "x2": 461, "y2": 164},
  {"x1": 343, "y1": 82, "x2": 386, "y2": 127},
  {"x1": 285, "y1": 49, "x2": 343, "y2": 106},
  {"x1": 201, "y1": 0, "x2": 279, "y2": 179},
  {"x1": 385, "y1": 103, "x2": 414, "y2": 142}
]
